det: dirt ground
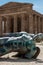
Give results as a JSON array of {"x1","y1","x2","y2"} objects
[{"x1": 0, "y1": 44, "x2": 43, "y2": 65}]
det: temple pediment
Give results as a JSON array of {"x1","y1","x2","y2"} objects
[{"x1": 0, "y1": 2, "x2": 33, "y2": 9}]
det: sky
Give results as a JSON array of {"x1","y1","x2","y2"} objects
[{"x1": 0, "y1": 0, "x2": 43, "y2": 14}]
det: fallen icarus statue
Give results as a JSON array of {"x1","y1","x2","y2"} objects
[{"x1": 0, "y1": 32, "x2": 40, "y2": 59}]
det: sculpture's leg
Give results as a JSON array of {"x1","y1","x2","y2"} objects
[
  {"x1": 32, "y1": 47, "x2": 40, "y2": 59},
  {"x1": 12, "y1": 49, "x2": 31, "y2": 58},
  {"x1": 13, "y1": 53, "x2": 22, "y2": 57},
  {"x1": 24, "y1": 47, "x2": 40, "y2": 59},
  {"x1": 12, "y1": 47, "x2": 40, "y2": 59},
  {"x1": 12, "y1": 52, "x2": 25, "y2": 58},
  {"x1": 23, "y1": 47, "x2": 40, "y2": 59},
  {"x1": 0, "y1": 48, "x2": 12, "y2": 57}
]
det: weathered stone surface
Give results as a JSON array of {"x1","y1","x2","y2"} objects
[{"x1": 0, "y1": 2, "x2": 43, "y2": 36}]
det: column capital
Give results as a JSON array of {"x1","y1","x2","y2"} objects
[{"x1": 6, "y1": 16, "x2": 10, "y2": 20}]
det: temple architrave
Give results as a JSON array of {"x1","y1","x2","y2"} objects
[{"x1": 0, "y1": 2, "x2": 43, "y2": 36}]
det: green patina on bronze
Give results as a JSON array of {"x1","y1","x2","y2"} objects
[{"x1": 0, "y1": 32, "x2": 40, "y2": 59}]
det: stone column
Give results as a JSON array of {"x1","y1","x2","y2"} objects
[
  {"x1": 29, "y1": 14, "x2": 33, "y2": 33},
  {"x1": 6, "y1": 16, "x2": 10, "y2": 33},
  {"x1": 0, "y1": 17, "x2": 2, "y2": 36},
  {"x1": 42, "y1": 18, "x2": 43, "y2": 33},
  {"x1": 34, "y1": 15, "x2": 37, "y2": 34},
  {"x1": 21, "y1": 14, "x2": 25, "y2": 31},
  {"x1": 41, "y1": 17, "x2": 43, "y2": 33},
  {"x1": 38, "y1": 17, "x2": 41, "y2": 33},
  {"x1": 13, "y1": 15, "x2": 17, "y2": 32},
  {"x1": 40, "y1": 17, "x2": 42, "y2": 33},
  {"x1": 4, "y1": 21, "x2": 6, "y2": 33}
]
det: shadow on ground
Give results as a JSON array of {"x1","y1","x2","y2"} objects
[{"x1": 0, "y1": 57, "x2": 43, "y2": 63}]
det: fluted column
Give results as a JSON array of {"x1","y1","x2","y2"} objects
[
  {"x1": 29, "y1": 14, "x2": 33, "y2": 33},
  {"x1": 21, "y1": 14, "x2": 25, "y2": 31},
  {"x1": 6, "y1": 16, "x2": 10, "y2": 33},
  {"x1": 40, "y1": 17, "x2": 42, "y2": 33},
  {"x1": 0, "y1": 17, "x2": 2, "y2": 36},
  {"x1": 4, "y1": 21, "x2": 6, "y2": 33},
  {"x1": 13, "y1": 15, "x2": 17, "y2": 32},
  {"x1": 34, "y1": 15, "x2": 37, "y2": 34},
  {"x1": 40, "y1": 18, "x2": 43, "y2": 33},
  {"x1": 42, "y1": 18, "x2": 43, "y2": 33},
  {"x1": 36, "y1": 16, "x2": 39, "y2": 33},
  {"x1": 38, "y1": 17, "x2": 41, "y2": 33}
]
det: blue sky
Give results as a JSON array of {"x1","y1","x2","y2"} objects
[{"x1": 0, "y1": 0, "x2": 43, "y2": 14}]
